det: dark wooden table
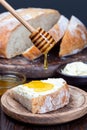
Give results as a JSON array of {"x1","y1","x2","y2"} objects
[{"x1": 0, "y1": 86, "x2": 87, "y2": 130}]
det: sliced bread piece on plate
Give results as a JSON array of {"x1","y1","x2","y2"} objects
[{"x1": 11, "y1": 78, "x2": 70, "y2": 114}]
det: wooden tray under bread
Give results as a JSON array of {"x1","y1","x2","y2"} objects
[
  {"x1": 1, "y1": 86, "x2": 87, "y2": 125},
  {"x1": 0, "y1": 48, "x2": 87, "y2": 79}
]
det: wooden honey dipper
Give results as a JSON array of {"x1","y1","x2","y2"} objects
[{"x1": 0, "y1": 0, "x2": 56, "y2": 69}]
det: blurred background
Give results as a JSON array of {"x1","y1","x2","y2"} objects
[{"x1": 0, "y1": 0, "x2": 87, "y2": 26}]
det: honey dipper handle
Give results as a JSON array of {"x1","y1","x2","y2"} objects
[{"x1": 0, "y1": 0, "x2": 36, "y2": 32}]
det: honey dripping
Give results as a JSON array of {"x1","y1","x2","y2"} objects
[{"x1": 44, "y1": 53, "x2": 48, "y2": 69}]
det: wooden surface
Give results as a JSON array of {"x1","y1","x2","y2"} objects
[
  {"x1": 0, "y1": 47, "x2": 87, "y2": 79},
  {"x1": 1, "y1": 86, "x2": 87, "y2": 125},
  {"x1": 0, "y1": 48, "x2": 87, "y2": 129},
  {"x1": 0, "y1": 86, "x2": 87, "y2": 130}
]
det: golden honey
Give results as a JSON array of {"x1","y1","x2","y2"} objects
[
  {"x1": 0, "y1": 79, "x2": 17, "y2": 96},
  {"x1": 0, "y1": 72, "x2": 26, "y2": 96},
  {"x1": 24, "y1": 80, "x2": 54, "y2": 92},
  {"x1": 44, "y1": 53, "x2": 48, "y2": 69}
]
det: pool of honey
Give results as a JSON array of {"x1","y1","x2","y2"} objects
[{"x1": 0, "y1": 75, "x2": 24, "y2": 96}]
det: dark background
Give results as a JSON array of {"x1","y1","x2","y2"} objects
[{"x1": 0, "y1": 0, "x2": 87, "y2": 26}]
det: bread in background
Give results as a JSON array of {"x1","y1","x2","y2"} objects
[
  {"x1": 59, "y1": 15, "x2": 87, "y2": 57},
  {"x1": 0, "y1": 8, "x2": 60, "y2": 58},
  {"x1": 49, "y1": 15, "x2": 69, "y2": 42},
  {"x1": 22, "y1": 45, "x2": 42, "y2": 60},
  {"x1": 23, "y1": 15, "x2": 69, "y2": 60}
]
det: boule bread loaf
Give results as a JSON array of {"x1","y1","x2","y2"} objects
[
  {"x1": 0, "y1": 12, "x2": 9, "y2": 21},
  {"x1": 0, "y1": 8, "x2": 60, "y2": 58},
  {"x1": 23, "y1": 15, "x2": 69, "y2": 60},
  {"x1": 22, "y1": 46, "x2": 41, "y2": 60},
  {"x1": 59, "y1": 15, "x2": 87, "y2": 57},
  {"x1": 48, "y1": 15, "x2": 69, "y2": 42},
  {"x1": 11, "y1": 78, "x2": 70, "y2": 114}
]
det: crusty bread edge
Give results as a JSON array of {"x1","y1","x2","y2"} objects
[
  {"x1": 10, "y1": 83, "x2": 70, "y2": 114},
  {"x1": 32, "y1": 83, "x2": 70, "y2": 113},
  {"x1": 22, "y1": 15, "x2": 69, "y2": 61},
  {"x1": 59, "y1": 15, "x2": 87, "y2": 57},
  {"x1": 22, "y1": 46, "x2": 42, "y2": 60}
]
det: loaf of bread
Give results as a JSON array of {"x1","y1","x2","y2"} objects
[
  {"x1": 23, "y1": 15, "x2": 69, "y2": 60},
  {"x1": 0, "y1": 11, "x2": 9, "y2": 21},
  {"x1": 48, "y1": 15, "x2": 69, "y2": 42},
  {"x1": 0, "y1": 8, "x2": 60, "y2": 58},
  {"x1": 59, "y1": 15, "x2": 87, "y2": 57},
  {"x1": 11, "y1": 78, "x2": 70, "y2": 114},
  {"x1": 1, "y1": 8, "x2": 86, "y2": 60}
]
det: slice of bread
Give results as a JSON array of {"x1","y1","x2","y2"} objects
[
  {"x1": 59, "y1": 15, "x2": 87, "y2": 57},
  {"x1": 11, "y1": 78, "x2": 70, "y2": 114},
  {"x1": 23, "y1": 15, "x2": 69, "y2": 60},
  {"x1": 22, "y1": 46, "x2": 42, "y2": 60},
  {"x1": 0, "y1": 8, "x2": 60, "y2": 58},
  {"x1": 48, "y1": 15, "x2": 69, "y2": 42}
]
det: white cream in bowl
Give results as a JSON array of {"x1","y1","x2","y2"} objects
[{"x1": 62, "y1": 61, "x2": 87, "y2": 76}]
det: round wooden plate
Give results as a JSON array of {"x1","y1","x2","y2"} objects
[{"x1": 1, "y1": 86, "x2": 87, "y2": 125}]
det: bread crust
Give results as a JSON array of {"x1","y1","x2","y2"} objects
[
  {"x1": 59, "y1": 16, "x2": 87, "y2": 57},
  {"x1": 11, "y1": 82, "x2": 70, "y2": 114},
  {"x1": 23, "y1": 15, "x2": 69, "y2": 60},
  {"x1": 23, "y1": 46, "x2": 42, "y2": 60},
  {"x1": 0, "y1": 8, "x2": 60, "y2": 58},
  {"x1": 32, "y1": 83, "x2": 69, "y2": 113},
  {"x1": 48, "y1": 15, "x2": 69, "y2": 42}
]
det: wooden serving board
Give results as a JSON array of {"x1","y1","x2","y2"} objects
[
  {"x1": 0, "y1": 48, "x2": 87, "y2": 79},
  {"x1": 1, "y1": 86, "x2": 87, "y2": 125}
]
